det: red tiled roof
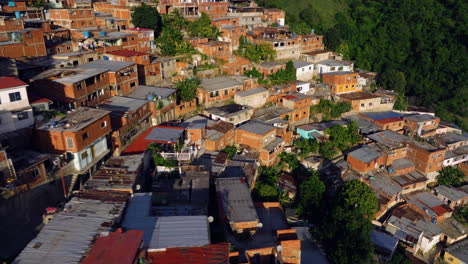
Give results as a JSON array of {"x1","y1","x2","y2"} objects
[
  {"x1": 0, "y1": 77, "x2": 27, "y2": 89},
  {"x1": 81, "y1": 229, "x2": 144, "y2": 264},
  {"x1": 121, "y1": 126, "x2": 184, "y2": 155},
  {"x1": 376, "y1": 117, "x2": 403, "y2": 124},
  {"x1": 147, "y1": 243, "x2": 230, "y2": 264},
  {"x1": 283, "y1": 94, "x2": 297, "y2": 100},
  {"x1": 107, "y1": 49, "x2": 149, "y2": 57},
  {"x1": 431, "y1": 205, "x2": 451, "y2": 216},
  {"x1": 28, "y1": 93, "x2": 52, "y2": 104}
]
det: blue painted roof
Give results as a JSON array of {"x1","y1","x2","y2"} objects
[{"x1": 362, "y1": 111, "x2": 402, "y2": 120}]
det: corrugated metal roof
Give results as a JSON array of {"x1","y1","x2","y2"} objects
[
  {"x1": 14, "y1": 194, "x2": 128, "y2": 264},
  {"x1": 149, "y1": 215, "x2": 210, "y2": 250},
  {"x1": 348, "y1": 145, "x2": 382, "y2": 163},
  {"x1": 361, "y1": 111, "x2": 402, "y2": 121},
  {"x1": 147, "y1": 243, "x2": 229, "y2": 264},
  {"x1": 79, "y1": 60, "x2": 135, "y2": 72},
  {"x1": 97, "y1": 96, "x2": 147, "y2": 113},
  {"x1": 81, "y1": 229, "x2": 144, "y2": 264},
  {"x1": 128, "y1": 86, "x2": 176, "y2": 100},
  {"x1": 237, "y1": 121, "x2": 274, "y2": 135},
  {"x1": 216, "y1": 177, "x2": 258, "y2": 223}
]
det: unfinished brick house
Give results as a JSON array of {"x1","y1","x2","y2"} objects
[
  {"x1": 97, "y1": 96, "x2": 152, "y2": 155},
  {"x1": 198, "y1": 76, "x2": 258, "y2": 107},
  {"x1": 235, "y1": 121, "x2": 284, "y2": 166},
  {"x1": 79, "y1": 60, "x2": 138, "y2": 97},
  {"x1": 404, "y1": 114, "x2": 440, "y2": 137},
  {"x1": 49, "y1": 8, "x2": 96, "y2": 29},
  {"x1": 205, "y1": 121, "x2": 235, "y2": 151},
  {"x1": 30, "y1": 67, "x2": 111, "y2": 109},
  {"x1": 359, "y1": 111, "x2": 405, "y2": 132},
  {"x1": 278, "y1": 93, "x2": 311, "y2": 127},
  {"x1": 34, "y1": 107, "x2": 112, "y2": 174},
  {"x1": 0, "y1": 27, "x2": 47, "y2": 58},
  {"x1": 104, "y1": 50, "x2": 160, "y2": 85},
  {"x1": 127, "y1": 85, "x2": 176, "y2": 125},
  {"x1": 322, "y1": 71, "x2": 362, "y2": 95}
]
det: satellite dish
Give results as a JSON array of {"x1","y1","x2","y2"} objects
[
  {"x1": 135, "y1": 184, "x2": 141, "y2": 190},
  {"x1": 208, "y1": 216, "x2": 214, "y2": 223},
  {"x1": 257, "y1": 222, "x2": 263, "y2": 228}
]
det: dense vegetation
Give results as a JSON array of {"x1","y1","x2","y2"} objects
[
  {"x1": 155, "y1": 11, "x2": 219, "y2": 56},
  {"x1": 310, "y1": 99, "x2": 351, "y2": 120},
  {"x1": 131, "y1": 3, "x2": 163, "y2": 37},
  {"x1": 243, "y1": 61, "x2": 296, "y2": 86},
  {"x1": 237, "y1": 36, "x2": 276, "y2": 63},
  {"x1": 436, "y1": 166, "x2": 466, "y2": 186},
  {"x1": 314, "y1": 180, "x2": 379, "y2": 264},
  {"x1": 175, "y1": 78, "x2": 201, "y2": 102},
  {"x1": 259, "y1": 0, "x2": 468, "y2": 130}
]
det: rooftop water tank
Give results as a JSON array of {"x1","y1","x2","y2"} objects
[
  {"x1": 100, "y1": 31, "x2": 106, "y2": 36},
  {"x1": 83, "y1": 31, "x2": 90, "y2": 38}
]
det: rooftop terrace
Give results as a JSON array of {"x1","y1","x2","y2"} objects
[{"x1": 37, "y1": 107, "x2": 110, "y2": 132}]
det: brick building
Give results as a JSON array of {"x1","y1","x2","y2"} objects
[
  {"x1": 49, "y1": 8, "x2": 96, "y2": 29},
  {"x1": 127, "y1": 85, "x2": 176, "y2": 125},
  {"x1": 0, "y1": 28, "x2": 46, "y2": 58},
  {"x1": 339, "y1": 92, "x2": 394, "y2": 112},
  {"x1": 30, "y1": 67, "x2": 110, "y2": 109},
  {"x1": 97, "y1": 96, "x2": 152, "y2": 155},
  {"x1": 235, "y1": 121, "x2": 284, "y2": 166},
  {"x1": 79, "y1": 60, "x2": 138, "y2": 97},
  {"x1": 404, "y1": 114, "x2": 440, "y2": 137},
  {"x1": 322, "y1": 71, "x2": 362, "y2": 95},
  {"x1": 255, "y1": 62, "x2": 285, "y2": 78},
  {"x1": 278, "y1": 93, "x2": 311, "y2": 126},
  {"x1": 205, "y1": 121, "x2": 235, "y2": 151},
  {"x1": 198, "y1": 76, "x2": 258, "y2": 107},
  {"x1": 34, "y1": 107, "x2": 111, "y2": 174},
  {"x1": 359, "y1": 111, "x2": 404, "y2": 131}
]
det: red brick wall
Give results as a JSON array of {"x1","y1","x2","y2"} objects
[
  {"x1": 35, "y1": 114, "x2": 111, "y2": 153},
  {"x1": 407, "y1": 144, "x2": 446, "y2": 174}
]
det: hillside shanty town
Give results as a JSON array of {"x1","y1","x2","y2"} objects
[{"x1": 0, "y1": 0, "x2": 466, "y2": 263}]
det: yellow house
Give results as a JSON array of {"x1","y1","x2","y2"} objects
[{"x1": 440, "y1": 240, "x2": 468, "y2": 264}]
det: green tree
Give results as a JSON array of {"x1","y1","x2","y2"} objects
[
  {"x1": 319, "y1": 141, "x2": 337, "y2": 160},
  {"x1": 337, "y1": 180, "x2": 378, "y2": 218},
  {"x1": 437, "y1": 166, "x2": 465, "y2": 187},
  {"x1": 157, "y1": 26, "x2": 183, "y2": 56},
  {"x1": 379, "y1": 70, "x2": 406, "y2": 95},
  {"x1": 223, "y1": 145, "x2": 237, "y2": 159},
  {"x1": 131, "y1": 3, "x2": 163, "y2": 37},
  {"x1": 294, "y1": 138, "x2": 319, "y2": 158},
  {"x1": 279, "y1": 152, "x2": 301, "y2": 171},
  {"x1": 347, "y1": 121, "x2": 361, "y2": 146},
  {"x1": 326, "y1": 124, "x2": 349, "y2": 150},
  {"x1": 452, "y1": 206, "x2": 468, "y2": 226},
  {"x1": 175, "y1": 78, "x2": 201, "y2": 102},
  {"x1": 243, "y1": 68, "x2": 262, "y2": 78},
  {"x1": 330, "y1": 102, "x2": 351, "y2": 118},
  {"x1": 237, "y1": 36, "x2": 276, "y2": 63},
  {"x1": 254, "y1": 183, "x2": 279, "y2": 201},
  {"x1": 187, "y1": 12, "x2": 221, "y2": 39},
  {"x1": 297, "y1": 169, "x2": 325, "y2": 218}
]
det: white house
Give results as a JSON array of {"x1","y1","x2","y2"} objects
[
  {"x1": 293, "y1": 61, "x2": 314, "y2": 81},
  {"x1": 0, "y1": 77, "x2": 35, "y2": 135},
  {"x1": 316, "y1": 59, "x2": 354, "y2": 74},
  {"x1": 295, "y1": 81, "x2": 310, "y2": 94}
]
